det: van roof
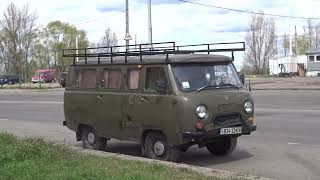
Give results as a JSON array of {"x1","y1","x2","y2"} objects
[{"x1": 72, "y1": 54, "x2": 233, "y2": 66}]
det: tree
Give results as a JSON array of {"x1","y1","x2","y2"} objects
[
  {"x1": 40, "y1": 21, "x2": 89, "y2": 73},
  {"x1": 93, "y1": 28, "x2": 118, "y2": 53},
  {"x1": 0, "y1": 2, "x2": 36, "y2": 80},
  {"x1": 244, "y1": 13, "x2": 276, "y2": 74}
]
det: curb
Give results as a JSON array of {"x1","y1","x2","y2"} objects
[
  {"x1": 252, "y1": 88, "x2": 320, "y2": 90},
  {"x1": 69, "y1": 146, "x2": 273, "y2": 180}
]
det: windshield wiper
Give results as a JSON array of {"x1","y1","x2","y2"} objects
[
  {"x1": 196, "y1": 85, "x2": 219, "y2": 92},
  {"x1": 196, "y1": 84, "x2": 239, "y2": 92},
  {"x1": 219, "y1": 83, "x2": 240, "y2": 89}
]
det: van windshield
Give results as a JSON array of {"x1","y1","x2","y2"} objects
[{"x1": 172, "y1": 63, "x2": 242, "y2": 92}]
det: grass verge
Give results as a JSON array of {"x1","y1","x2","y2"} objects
[{"x1": 0, "y1": 133, "x2": 247, "y2": 180}]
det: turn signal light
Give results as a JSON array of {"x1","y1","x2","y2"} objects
[
  {"x1": 246, "y1": 117, "x2": 255, "y2": 126},
  {"x1": 195, "y1": 122, "x2": 204, "y2": 130}
]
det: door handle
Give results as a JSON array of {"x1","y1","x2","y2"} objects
[
  {"x1": 139, "y1": 96, "x2": 148, "y2": 102},
  {"x1": 97, "y1": 94, "x2": 103, "y2": 100}
]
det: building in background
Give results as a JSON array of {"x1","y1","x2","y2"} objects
[
  {"x1": 269, "y1": 55, "x2": 307, "y2": 76},
  {"x1": 306, "y1": 48, "x2": 320, "y2": 77}
]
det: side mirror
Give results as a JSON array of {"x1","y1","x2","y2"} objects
[
  {"x1": 240, "y1": 74, "x2": 245, "y2": 85},
  {"x1": 155, "y1": 80, "x2": 167, "y2": 93}
]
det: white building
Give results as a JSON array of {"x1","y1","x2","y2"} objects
[{"x1": 269, "y1": 55, "x2": 307, "y2": 75}]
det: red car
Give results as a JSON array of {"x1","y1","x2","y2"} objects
[{"x1": 32, "y1": 69, "x2": 56, "y2": 83}]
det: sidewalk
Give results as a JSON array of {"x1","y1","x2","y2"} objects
[{"x1": 249, "y1": 77, "x2": 320, "y2": 90}]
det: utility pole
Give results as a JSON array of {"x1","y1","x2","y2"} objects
[
  {"x1": 125, "y1": 0, "x2": 129, "y2": 50},
  {"x1": 295, "y1": 26, "x2": 298, "y2": 55},
  {"x1": 148, "y1": 0, "x2": 153, "y2": 46},
  {"x1": 76, "y1": 36, "x2": 79, "y2": 62}
]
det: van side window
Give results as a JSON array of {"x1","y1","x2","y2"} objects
[
  {"x1": 75, "y1": 70, "x2": 83, "y2": 88},
  {"x1": 145, "y1": 67, "x2": 168, "y2": 93},
  {"x1": 127, "y1": 69, "x2": 140, "y2": 89},
  {"x1": 103, "y1": 69, "x2": 121, "y2": 89},
  {"x1": 82, "y1": 70, "x2": 97, "y2": 88}
]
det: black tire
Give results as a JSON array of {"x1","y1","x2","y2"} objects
[
  {"x1": 180, "y1": 145, "x2": 190, "y2": 152},
  {"x1": 206, "y1": 137, "x2": 237, "y2": 156},
  {"x1": 81, "y1": 127, "x2": 107, "y2": 151},
  {"x1": 144, "y1": 132, "x2": 181, "y2": 162}
]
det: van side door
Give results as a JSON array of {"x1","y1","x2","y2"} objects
[
  {"x1": 125, "y1": 65, "x2": 178, "y2": 143},
  {"x1": 95, "y1": 67, "x2": 123, "y2": 138}
]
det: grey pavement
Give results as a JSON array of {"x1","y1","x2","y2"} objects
[{"x1": 0, "y1": 89, "x2": 320, "y2": 180}]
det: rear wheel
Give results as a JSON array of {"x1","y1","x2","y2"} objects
[
  {"x1": 81, "y1": 127, "x2": 107, "y2": 151},
  {"x1": 206, "y1": 137, "x2": 237, "y2": 156},
  {"x1": 144, "y1": 132, "x2": 181, "y2": 162}
]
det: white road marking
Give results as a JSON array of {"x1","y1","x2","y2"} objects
[
  {"x1": 0, "y1": 101, "x2": 63, "y2": 104},
  {"x1": 288, "y1": 142, "x2": 301, "y2": 145},
  {"x1": 0, "y1": 119, "x2": 9, "y2": 121}
]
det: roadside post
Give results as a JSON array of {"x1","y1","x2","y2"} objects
[
  {"x1": 19, "y1": 76, "x2": 21, "y2": 88},
  {"x1": 39, "y1": 73, "x2": 42, "y2": 89}
]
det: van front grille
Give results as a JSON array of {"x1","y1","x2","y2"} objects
[{"x1": 213, "y1": 113, "x2": 242, "y2": 128}]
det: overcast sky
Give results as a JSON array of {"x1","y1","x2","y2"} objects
[{"x1": 1, "y1": 0, "x2": 320, "y2": 65}]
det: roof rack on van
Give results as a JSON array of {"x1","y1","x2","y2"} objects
[{"x1": 62, "y1": 41, "x2": 245, "y2": 65}]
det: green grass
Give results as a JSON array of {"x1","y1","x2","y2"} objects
[{"x1": 0, "y1": 133, "x2": 245, "y2": 180}]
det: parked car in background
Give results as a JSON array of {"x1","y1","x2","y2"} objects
[
  {"x1": 32, "y1": 69, "x2": 56, "y2": 83},
  {"x1": 59, "y1": 72, "x2": 67, "y2": 87},
  {"x1": 0, "y1": 75, "x2": 23, "y2": 85}
]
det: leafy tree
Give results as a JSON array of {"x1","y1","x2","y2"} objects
[{"x1": 40, "y1": 21, "x2": 89, "y2": 73}]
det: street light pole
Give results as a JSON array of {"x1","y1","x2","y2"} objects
[
  {"x1": 125, "y1": 0, "x2": 129, "y2": 50},
  {"x1": 148, "y1": 0, "x2": 153, "y2": 46}
]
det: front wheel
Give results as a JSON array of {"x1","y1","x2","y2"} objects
[
  {"x1": 81, "y1": 127, "x2": 107, "y2": 151},
  {"x1": 206, "y1": 137, "x2": 237, "y2": 156},
  {"x1": 144, "y1": 132, "x2": 181, "y2": 162}
]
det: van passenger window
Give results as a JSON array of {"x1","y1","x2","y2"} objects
[
  {"x1": 145, "y1": 67, "x2": 168, "y2": 92},
  {"x1": 103, "y1": 69, "x2": 121, "y2": 89},
  {"x1": 82, "y1": 70, "x2": 97, "y2": 88},
  {"x1": 127, "y1": 69, "x2": 140, "y2": 89}
]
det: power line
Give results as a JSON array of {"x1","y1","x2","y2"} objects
[{"x1": 178, "y1": 0, "x2": 320, "y2": 20}]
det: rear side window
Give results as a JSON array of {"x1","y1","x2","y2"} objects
[
  {"x1": 75, "y1": 70, "x2": 83, "y2": 88},
  {"x1": 103, "y1": 69, "x2": 121, "y2": 89},
  {"x1": 82, "y1": 70, "x2": 97, "y2": 88},
  {"x1": 127, "y1": 69, "x2": 140, "y2": 89}
]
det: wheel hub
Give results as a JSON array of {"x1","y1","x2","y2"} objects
[
  {"x1": 154, "y1": 141, "x2": 165, "y2": 156},
  {"x1": 87, "y1": 132, "x2": 95, "y2": 145}
]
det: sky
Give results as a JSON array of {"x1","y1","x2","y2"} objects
[{"x1": 1, "y1": 0, "x2": 320, "y2": 66}]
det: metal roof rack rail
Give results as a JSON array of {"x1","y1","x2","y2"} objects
[{"x1": 62, "y1": 41, "x2": 245, "y2": 65}]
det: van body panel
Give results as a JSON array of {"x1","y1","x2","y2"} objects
[{"x1": 63, "y1": 53, "x2": 256, "y2": 148}]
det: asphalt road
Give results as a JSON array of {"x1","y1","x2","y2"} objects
[{"x1": 0, "y1": 89, "x2": 320, "y2": 180}]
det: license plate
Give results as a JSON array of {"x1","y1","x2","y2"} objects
[{"x1": 220, "y1": 127, "x2": 242, "y2": 135}]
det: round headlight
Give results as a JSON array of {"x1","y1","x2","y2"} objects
[
  {"x1": 196, "y1": 105, "x2": 208, "y2": 119},
  {"x1": 244, "y1": 101, "x2": 254, "y2": 114}
]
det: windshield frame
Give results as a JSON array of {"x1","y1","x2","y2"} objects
[{"x1": 171, "y1": 62, "x2": 243, "y2": 93}]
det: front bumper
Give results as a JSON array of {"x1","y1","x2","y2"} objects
[{"x1": 182, "y1": 125, "x2": 257, "y2": 141}]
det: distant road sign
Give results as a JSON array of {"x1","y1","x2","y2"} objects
[{"x1": 124, "y1": 33, "x2": 132, "y2": 40}]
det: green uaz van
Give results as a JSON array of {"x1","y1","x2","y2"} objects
[{"x1": 63, "y1": 42, "x2": 256, "y2": 162}]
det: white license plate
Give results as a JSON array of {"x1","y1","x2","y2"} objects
[{"x1": 220, "y1": 127, "x2": 242, "y2": 135}]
